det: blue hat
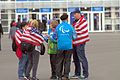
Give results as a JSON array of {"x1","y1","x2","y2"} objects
[{"x1": 73, "y1": 8, "x2": 81, "y2": 14}]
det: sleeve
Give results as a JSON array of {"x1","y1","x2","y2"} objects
[
  {"x1": 71, "y1": 25, "x2": 77, "y2": 40},
  {"x1": 50, "y1": 27, "x2": 58, "y2": 42}
]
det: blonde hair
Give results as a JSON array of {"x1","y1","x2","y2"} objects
[
  {"x1": 31, "y1": 20, "x2": 39, "y2": 28},
  {"x1": 50, "y1": 20, "x2": 58, "y2": 28}
]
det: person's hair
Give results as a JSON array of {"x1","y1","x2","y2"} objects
[
  {"x1": 50, "y1": 20, "x2": 58, "y2": 28},
  {"x1": 31, "y1": 20, "x2": 39, "y2": 28},
  {"x1": 60, "y1": 13, "x2": 68, "y2": 21},
  {"x1": 20, "y1": 22, "x2": 28, "y2": 29}
]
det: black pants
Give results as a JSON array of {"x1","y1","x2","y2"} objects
[
  {"x1": 50, "y1": 54, "x2": 57, "y2": 76},
  {"x1": 56, "y1": 50, "x2": 72, "y2": 78}
]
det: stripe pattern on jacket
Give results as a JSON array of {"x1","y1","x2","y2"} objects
[{"x1": 73, "y1": 15, "x2": 90, "y2": 46}]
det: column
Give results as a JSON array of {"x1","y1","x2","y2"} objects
[
  {"x1": 8, "y1": 10, "x2": 12, "y2": 33},
  {"x1": 111, "y1": 7, "x2": 116, "y2": 32}
]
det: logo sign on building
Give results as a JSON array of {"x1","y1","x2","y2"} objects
[
  {"x1": 40, "y1": 8, "x2": 51, "y2": 13},
  {"x1": 92, "y1": 7, "x2": 103, "y2": 11},
  {"x1": 16, "y1": 8, "x2": 28, "y2": 13}
]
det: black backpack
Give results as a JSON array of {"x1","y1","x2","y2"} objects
[
  {"x1": 21, "y1": 42, "x2": 35, "y2": 53},
  {"x1": 40, "y1": 43, "x2": 45, "y2": 55},
  {"x1": 12, "y1": 40, "x2": 17, "y2": 52}
]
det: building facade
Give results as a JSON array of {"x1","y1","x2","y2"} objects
[{"x1": 0, "y1": 0, "x2": 120, "y2": 33}]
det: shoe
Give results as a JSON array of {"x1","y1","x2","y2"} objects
[
  {"x1": 78, "y1": 75, "x2": 88, "y2": 80},
  {"x1": 70, "y1": 74, "x2": 79, "y2": 79},
  {"x1": 57, "y1": 77, "x2": 62, "y2": 80},
  {"x1": 24, "y1": 76, "x2": 32, "y2": 80},
  {"x1": 62, "y1": 77, "x2": 70, "y2": 80},
  {"x1": 50, "y1": 75, "x2": 57, "y2": 79},
  {"x1": 19, "y1": 77, "x2": 27, "y2": 80},
  {"x1": 32, "y1": 77, "x2": 39, "y2": 80}
]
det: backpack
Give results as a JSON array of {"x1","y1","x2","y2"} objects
[
  {"x1": 40, "y1": 43, "x2": 45, "y2": 55},
  {"x1": 21, "y1": 42, "x2": 35, "y2": 53},
  {"x1": 12, "y1": 40, "x2": 17, "y2": 52}
]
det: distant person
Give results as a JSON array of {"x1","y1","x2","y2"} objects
[
  {"x1": 16, "y1": 18, "x2": 21, "y2": 29},
  {"x1": 15, "y1": 22, "x2": 29, "y2": 80},
  {"x1": 47, "y1": 20, "x2": 58, "y2": 79},
  {"x1": 71, "y1": 9, "x2": 90, "y2": 80},
  {"x1": 25, "y1": 20, "x2": 44, "y2": 80},
  {"x1": 0, "y1": 21, "x2": 3, "y2": 51},
  {"x1": 52, "y1": 13, "x2": 76, "y2": 80},
  {"x1": 10, "y1": 20, "x2": 15, "y2": 28},
  {"x1": 9, "y1": 22, "x2": 17, "y2": 40},
  {"x1": 42, "y1": 15, "x2": 47, "y2": 31}
]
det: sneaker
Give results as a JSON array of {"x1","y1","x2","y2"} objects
[
  {"x1": 50, "y1": 76, "x2": 57, "y2": 79},
  {"x1": 19, "y1": 77, "x2": 27, "y2": 80},
  {"x1": 70, "y1": 75, "x2": 79, "y2": 79},
  {"x1": 78, "y1": 75, "x2": 88, "y2": 80},
  {"x1": 32, "y1": 77, "x2": 39, "y2": 80},
  {"x1": 24, "y1": 76, "x2": 32, "y2": 80},
  {"x1": 62, "y1": 77, "x2": 70, "y2": 80},
  {"x1": 57, "y1": 77, "x2": 62, "y2": 80}
]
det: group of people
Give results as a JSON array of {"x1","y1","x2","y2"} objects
[{"x1": 8, "y1": 9, "x2": 90, "y2": 80}]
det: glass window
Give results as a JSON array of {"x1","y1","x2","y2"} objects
[
  {"x1": 105, "y1": 25, "x2": 112, "y2": 30},
  {"x1": 105, "y1": 7, "x2": 111, "y2": 11},
  {"x1": 105, "y1": 12, "x2": 111, "y2": 17},
  {"x1": 53, "y1": 8, "x2": 60, "y2": 12},
  {"x1": 52, "y1": 13, "x2": 60, "y2": 23},
  {"x1": 29, "y1": 9, "x2": 39, "y2": 12},
  {"x1": 115, "y1": 12, "x2": 120, "y2": 17},
  {"x1": 93, "y1": 13, "x2": 99, "y2": 30},
  {"x1": 11, "y1": 14, "x2": 15, "y2": 19},
  {"x1": 1, "y1": 9, "x2": 8, "y2": 13},
  {"x1": 1, "y1": 21, "x2": 8, "y2": 26},
  {"x1": 81, "y1": 7, "x2": 91, "y2": 11},
  {"x1": 63, "y1": 8, "x2": 67, "y2": 12},
  {"x1": 1, "y1": 14, "x2": 8, "y2": 19},
  {"x1": 2, "y1": 27, "x2": 8, "y2": 32},
  {"x1": 115, "y1": 7, "x2": 120, "y2": 10},
  {"x1": 115, "y1": 24, "x2": 120, "y2": 30}
]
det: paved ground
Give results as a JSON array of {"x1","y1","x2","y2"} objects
[{"x1": 0, "y1": 32, "x2": 120, "y2": 80}]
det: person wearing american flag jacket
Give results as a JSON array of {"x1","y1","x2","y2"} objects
[
  {"x1": 15, "y1": 21, "x2": 45, "y2": 80},
  {"x1": 25, "y1": 20, "x2": 45, "y2": 80},
  {"x1": 71, "y1": 9, "x2": 90, "y2": 80},
  {"x1": 15, "y1": 22, "x2": 29, "y2": 80}
]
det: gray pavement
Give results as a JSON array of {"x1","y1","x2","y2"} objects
[{"x1": 0, "y1": 32, "x2": 120, "y2": 80}]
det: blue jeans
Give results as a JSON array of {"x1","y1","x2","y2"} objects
[
  {"x1": 73, "y1": 44, "x2": 89, "y2": 77},
  {"x1": 18, "y1": 54, "x2": 28, "y2": 79}
]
